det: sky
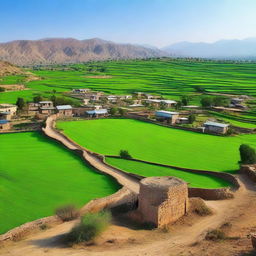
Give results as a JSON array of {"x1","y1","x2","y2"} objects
[{"x1": 0, "y1": 0, "x2": 256, "y2": 47}]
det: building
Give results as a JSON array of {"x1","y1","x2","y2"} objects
[
  {"x1": 155, "y1": 110, "x2": 179, "y2": 124},
  {"x1": 0, "y1": 120, "x2": 11, "y2": 130},
  {"x1": 146, "y1": 99, "x2": 177, "y2": 108},
  {"x1": 56, "y1": 105, "x2": 73, "y2": 117},
  {"x1": 0, "y1": 112, "x2": 12, "y2": 120},
  {"x1": 83, "y1": 99, "x2": 90, "y2": 105},
  {"x1": 177, "y1": 117, "x2": 189, "y2": 124},
  {"x1": 203, "y1": 121, "x2": 229, "y2": 134},
  {"x1": 86, "y1": 109, "x2": 108, "y2": 118},
  {"x1": 118, "y1": 95, "x2": 132, "y2": 100},
  {"x1": 72, "y1": 88, "x2": 90, "y2": 94},
  {"x1": 39, "y1": 101, "x2": 54, "y2": 108},
  {"x1": 0, "y1": 104, "x2": 17, "y2": 118}
]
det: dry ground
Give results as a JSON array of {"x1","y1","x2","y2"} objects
[{"x1": 1, "y1": 174, "x2": 256, "y2": 256}]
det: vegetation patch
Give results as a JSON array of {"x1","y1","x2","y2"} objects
[
  {"x1": 0, "y1": 132, "x2": 119, "y2": 234},
  {"x1": 57, "y1": 119, "x2": 256, "y2": 172}
]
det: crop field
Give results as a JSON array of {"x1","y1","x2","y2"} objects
[
  {"x1": 106, "y1": 157, "x2": 231, "y2": 189},
  {"x1": 57, "y1": 119, "x2": 256, "y2": 172},
  {"x1": 0, "y1": 132, "x2": 119, "y2": 234},
  {"x1": 2, "y1": 59, "x2": 256, "y2": 104}
]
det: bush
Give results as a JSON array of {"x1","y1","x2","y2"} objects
[
  {"x1": 65, "y1": 211, "x2": 111, "y2": 244},
  {"x1": 188, "y1": 114, "x2": 196, "y2": 124},
  {"x1": 239, "y1": 144, "x2": 256, "y2": 164},
  {"x1": 189, "y1": 198, "x2": 213, "y2": 216},
  {"x1": 205, "y1": 229, "x2": 226, "y2": 241},
  {"x1": 120, "y1": 150, "x2": 132, "y2": 159},
  {"x1": 0, "y1": 87, "x2": 5, "y2": 92},
  {"x1": 55, "y1": 205, "x2": 79, "y2": 221}
]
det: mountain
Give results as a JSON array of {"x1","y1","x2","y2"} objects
[
  {"x1": 0, "y1": 60, "x2": 24, "y2": 76},
  {"x1": 163, "y1": 38, "x2": 256, "y2": 59},
  {"x1": 0, "y1": 38, "x2": 168, "y2": 66}
]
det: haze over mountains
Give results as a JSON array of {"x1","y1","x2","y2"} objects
[
  {"x1": 0, "y1": 38, "x2": 167, "y2": 66},
  {"x1": 163, "y1": 38, "x2": 256, "y2": 59},
  {"x1": 1, "y1": 37, "x2": 256, "y2": 65}
]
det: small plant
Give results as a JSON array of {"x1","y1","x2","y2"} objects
[
  {"x1": 190, "y1": 198, "x2": 213, "y2": 216},
  {"x1": 55, "y1": 205, "x2": 79, "y2": 222},
  {"x1": 119, "y1": 150, "x2": 132, "y2": 159},
  {"x1": 39, "y1": 224, "x2": 48, "y2": 230},
  {"x1": 65, "y1": 211, "x2": 111, "y2": 244},
  {"x1": 205, "y1": 229, "x2": 226, "y2": 241}
]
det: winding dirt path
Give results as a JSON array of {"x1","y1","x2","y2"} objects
[{"x1": 43, "y1": 115, "x2": 140, "y2": 194}]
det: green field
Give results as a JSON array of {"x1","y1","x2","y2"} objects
[
  {"x1": 2, "y1": 59, "x2": 256, "y2": 104},
  {"x1": 106, "y1": 157, "x2": 231, "y2": 189},
  {"x1": 57, "y1": 119, "x2": 256, "y2": 172},
  {"x1": 0, "y1": 132, "x2": 119, "y2": 234}
]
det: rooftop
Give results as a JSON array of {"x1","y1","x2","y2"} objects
[
  {"x1": 0, "y1": 120, "x2": 9, "y2": 124},
  {"x1": 204, "y1": 121, "x2": 229, "y2": 128},
  {"x1": 39, "y1": 101, "x2": 53, "y2": 104},
  {"x1": 156, "y1": 110, "x2": 179, "y2": 115},
  {"x1": 56, "y1": 105, "x2": 72, "y2": 110},
  {"x1": 86, "y1": 109, "x2": 108, "y2": 115},
  {"x1": 0, "y1": 104, "x2": 17, "y2": 108}
]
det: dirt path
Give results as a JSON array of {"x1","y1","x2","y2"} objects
[
  {"x1": 1, "y1": 174, "x2": 255, "y2": 256},
  {"x1": 43, "y1": 115, "x2": 140, "y2": 193}
]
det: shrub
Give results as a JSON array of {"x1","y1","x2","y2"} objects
[
  {"x1": 0, "y1": 87, "x2": 5, "y2": 92},
  {"x1": 55, "y1": 205, "x2": 79, "y2": 221},
  {"x1": 190, "y1": 198, "x2": 213, "y2": 216},
  {"x1": 65, "y1": 211, "x2": 111, "y2": 244},
  {"x1": 188, "y1": 114, "x2": 196, "y2": 124},
  {"x1": 205, "y1": 229, "x2": 226, "y2": 241},
  {"x1": 239, "y1": 144, "x2": 256, "y2": 164},
  {"x1": 109, "y1": 107, "x2": 118, "y2": 116},
  {"x1": 120, "y1": 150, "x2": 132, "y2": 159}
]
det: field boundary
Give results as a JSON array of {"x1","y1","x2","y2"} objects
[{"x1": 105, "y1": 155, "x2": 240, "y2": 189}]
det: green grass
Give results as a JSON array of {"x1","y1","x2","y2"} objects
[
  {"x1": 57, "y1": 119, "x2": 256, "y2": 172},
  {"x1": 106, "y1": 157, "x2": 231, "y2": 189},
  {"x1": 0, "y1": 132, "x2": 119, "y2": 234},
  {"x1": 2, "y1": 59, "x2": 256, "y2": 105}
]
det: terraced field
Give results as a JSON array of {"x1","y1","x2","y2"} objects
[
  {"x1": 57, "y1": 119, "x2": 256, "y2": 172},
  {"x1": 2, "y1": 59, "x2": 256, "y2": 104},
  {"x1": 0, "y1": 132, "x2": 119, "y2": 234},
  {"x1": 106, "y1": 158, "x2": 231, "y2": 189}
]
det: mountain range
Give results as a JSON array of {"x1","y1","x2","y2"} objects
[
  {"x1": 163, "y1": 38, "x2": 256, "y2": 59},
  {"x1": 0, "y1": 38, "x2": 167, "y2": 66}
]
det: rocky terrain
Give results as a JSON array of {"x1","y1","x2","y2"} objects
[
  {"x1": 0, "y1": 61, "x2": 25, "y2": 76},
  {"x1": 0, "y1": 38, "x2": 168, "y2": 66}
]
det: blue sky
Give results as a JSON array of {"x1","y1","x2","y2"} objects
[{"x1": 0, "y1": 0, "x2": 256, "y2": 47}]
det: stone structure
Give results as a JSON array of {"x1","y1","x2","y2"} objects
[
  {"x1": 155, "y1": 110, "x2": 179, "y2": 124},
  {"x1": 0, "y1": 104, "x2": 17, "y2": 118},
  {"x1": 138, "y1": 176, "x2": 188, "y2": 227},
  {"x1": 203, "y1": 121, "x2": 229, "y2": 134}
]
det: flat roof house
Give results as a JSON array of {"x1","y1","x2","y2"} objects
[
  {"x1": 39, "y1": 101, "x2": 54, "y2": 108},
  {"x1": 0, "y1": 120, "x2": 11, "y2": 131},
  {"x1": 0, "y1": 104, "x2": 17, "y2": 117},
  {"x1": 155, "y1": 110, "x2": 179, "y2": 124},
  {"x1": 146, "y1": 99, "x2": 177, "y2": 108},
  {"x1": 56, "y1": 105, "x2": 73, "y2": 117},
  {"x1": 204, "y1": 121, "x2": 229, "y2": 134},
  {"x1": 86, "y1": 109, "x2": 108, "y2": 118},
  {"x1": 72, "y1": 88, "x2": 90, "y2": 94}
]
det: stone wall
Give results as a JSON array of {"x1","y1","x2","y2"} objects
[
  {"x1": 188, "y1": 187, "x2": 234, "y2": 200},
  {"x1": 138, "y1": 177, "x2": 188, "y2": 227}
]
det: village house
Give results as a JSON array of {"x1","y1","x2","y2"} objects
[
  {"x1": 72, "y1": 88, "x2": 90, "y2": 94},
  {"x1": 203, "y1": 121, "x2": 229, "y2": 134},
  {"x1": 133, "y1": 92, "x2": 143, "y2": 98},
  {"x1": 86, "y1": 109, "x2": 108, "y2": 118},
  {"x1": 155, "y1": 110, "x2": 179, "y2": 124},
  {"x1": 0, "y1": 104, "x2": 17, "y2": 118},
  {"x1": 118, "y1": 95, "x2": 133, "y2": 100},
  {"x1": 146, "y1": 99, "x2": 177, "y2": 108},
  {"x1": 0, "y1": 120, "x2": 11, "y2": 130},
  {"x1": 83, "y1": 98, "x2": 90, "y2": 105},
  {"x1": 39, "y1": 101, "x2": 54, "y2": 108},
  {"x1": 56, "y1": 105, "x2": 73, "y2": 117},
  {"x1": 38, "y1": 101, "x2": 55, "y2": 115},
  {"x1": 177, "y1": 117, "x2": 189, "y2": 124}
]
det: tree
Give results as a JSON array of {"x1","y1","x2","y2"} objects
[
  {"x1": 109, "y1": 107, "x2": 118, "y2": 116},
  {"x1": 188, "y1": 114, "x2": 196, "y2": 124},
  {"x1": 118, "y1": 108, "x2": 127, "y2": 116},
  {"x1": 201, "y1": 96, "x2": 213, "y2": 108},
  {"x1": 175, "y1": 101, "x2": 182, "y2": 110},
  {"x1": 16, "y1": 97, "x2": 25, "y2": 110},
  {"x1": 239, "y1": 144, "x2": 256, "y2": 164},
  {"x1": 33, "y1": 95, "x2": 43, "y2": 103},
  {"x1": 181, "y1": 96, "x2": 189, "y2": 106},
  {"x1": 0, "y1": 87, "x2": 5, "y2": 92},
  {"x1": 212, "y1": 96, "x2": 230, "y2": 107},
  {"x1": 120, "y1": 150, "x2": 132, "y2": 159},
  {"x1": 193, "y1": 85, "x2": 206, "y2": 93}
]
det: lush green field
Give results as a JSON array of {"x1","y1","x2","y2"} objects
[
  {"x1": 2, "y1": 59, "x2": 256, "y2": 104},
  {"x1": 57, "y1": 119, "x2": 256, "y2": 172},
  {"x1": 0, "y1": 132, "x2": 119, "y2": 234},
  {"x1": 106, "y1": 157, "x2": 231, "y2": 189}
]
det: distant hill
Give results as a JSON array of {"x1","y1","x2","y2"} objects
[
  {"x1": 163, "y1": 38, "x2": 256, "y2": 59},
  {"x1": 0, "y1": 60, "x2": 24, "y2": 76},
  {"x1": 0, "y1": 38, "x2": 168, "y2": 66}
]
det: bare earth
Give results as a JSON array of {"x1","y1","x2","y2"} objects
[{"x1": 1, "y1": 174, "x2": 256, "y2": 256}]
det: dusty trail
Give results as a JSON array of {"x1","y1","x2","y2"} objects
[
  {"x1": 43, "y1": 115, "x2": 140, "y2": 194},
  {"x1": 1, "y1": 175, "x2": 254, "y2": 256}
]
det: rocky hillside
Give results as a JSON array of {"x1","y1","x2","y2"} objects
[
  {"x1": 0, "y1": 38, "x2": 168, "y2": 66},
  {"x1": 0, "y1": 61, "x2": 24, "y2": 76}
]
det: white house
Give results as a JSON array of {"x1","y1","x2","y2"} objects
[{"x1": 203, "y1": 121, "x2": 229, "y2": 134}]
